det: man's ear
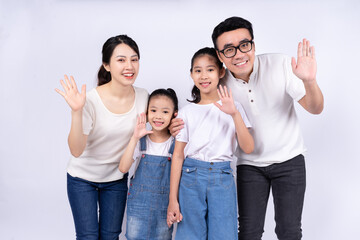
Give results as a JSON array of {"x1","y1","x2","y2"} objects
[
  {"x1": 219, "y1": 67, "x2": 226, "y2": 79},
  {"x1": 216, "y1": 50, "x2": 224, "y2": 63}
]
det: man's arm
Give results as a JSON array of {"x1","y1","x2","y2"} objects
[{"x1": 291, "y1": 38, "x2": 324, "y2": 114}]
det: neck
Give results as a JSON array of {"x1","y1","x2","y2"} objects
[
  {"x1": 232, "y1": 68, "x2": 253, "y2": 83},
  {"x1": 148, "y1": 129, "x2": 171, "y2": 143},
  {"x1": 198, "y1": 90, "x2": 220, "y2": 104},
  {"x1": 106, "y1": 81, "x2": 134, "y2": 98}
]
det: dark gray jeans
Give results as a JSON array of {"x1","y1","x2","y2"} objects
[{"x1": 237, "y1": 154, "x2": 306, "y2": 240}]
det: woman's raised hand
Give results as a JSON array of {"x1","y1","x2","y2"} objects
[{"x1": 55, "y1": 75, "x2": 86, "y2": 112}]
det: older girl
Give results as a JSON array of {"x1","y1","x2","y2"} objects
[{"x1": 167, "y1": 47, "x2": 254, "y2": 239}]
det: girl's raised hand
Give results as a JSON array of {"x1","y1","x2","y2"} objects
[
  {"x1": 133, "y1": 113, "x2": 153, "y2": 140},
  {"x1": 55, "y1": 75, "x2": 86, "y2": 112},
  {"x1": 214, "y1": 85, "x2": 237, "y2": 116}
]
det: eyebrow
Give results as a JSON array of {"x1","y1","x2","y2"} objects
[
  {"x1": 223, "y1": 39, "x2": 251, "y2": 49},
  {"x1": 193, "y1": 65, "x2": 217, "y2": 69},
  {"x1": 149, "y1": 106, "x2": 171, "y2": 110},
  {"x1": 115, "y1": 54, "x2": 138, "y2": 58}
]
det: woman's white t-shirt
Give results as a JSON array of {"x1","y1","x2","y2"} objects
[{"x1": 67, "y1": 86, "x2": 148, "y2": 182}]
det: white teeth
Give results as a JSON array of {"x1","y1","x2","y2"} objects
[
  {"x1": 124, "y1": 73, "x2": 133, "y2": 77},
  {"x1": 236, "y1": 61, "x2": 247, "y2": 66}
]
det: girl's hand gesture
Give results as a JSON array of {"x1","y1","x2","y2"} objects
[
  {"x1": 55, "y1": 75, "x2": 86, "y2": 112},
  {"x1": 133, "y1": 113, "x2": 153, "y2": 140},
  {"x1": 214, "y1": 85, "x2": 237, "y2": 116},
  {"x1": 167, "y1": 200, "x2": 183, "y2": 227}
]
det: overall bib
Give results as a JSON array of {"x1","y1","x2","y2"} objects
[{"x1": 126, "y1": 136, "x2": 174, "y2": 240}]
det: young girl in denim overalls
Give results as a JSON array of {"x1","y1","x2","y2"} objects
[
  {"x1": 119, "y1": 88, "x2": 179, "y2": 240},
  {"x1": 167, "y1": 47, "x2": 254, "y2": 239}
]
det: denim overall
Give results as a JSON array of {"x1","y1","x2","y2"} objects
[{"x1": 126, "y1": 136, "x2": 174, "y2": 240}]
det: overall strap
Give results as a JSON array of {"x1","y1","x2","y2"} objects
[
  {"x1": 168, "y1": 138, "x2": 175, "y2": 154},
  {"x1": 140, "y1": 136, "x2": 147, "y2": 151}
]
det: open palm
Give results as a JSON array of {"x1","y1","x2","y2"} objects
[
  {"x1": 55, "y1": 75, "x2": 86, "y2": 111},
  {"x1": 133, "y1": 113, "x2": 153, "y2": 139},
  {"x1": 214, "y1": 85, "x2": 237, "y2": 116},
  {"x1": 291, "y1": 38, "x2": 317, "y2": 83}
]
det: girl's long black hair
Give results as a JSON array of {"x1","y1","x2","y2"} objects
[{"x1": 187, "y1": 47, "x2": 223, "y2": 103}]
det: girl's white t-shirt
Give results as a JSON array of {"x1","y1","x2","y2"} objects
[
  {"x1": 67, "y1": 86, "x2": 148, "y2": 182},
  {"x1": 176, "y1": 101, "x2": 251, "y2": 162}
]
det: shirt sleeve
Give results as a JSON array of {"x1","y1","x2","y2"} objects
[
  {"x1": 284, "y1": 55, "x2": 306, "y2": 101},
  {"x1": 235, "y1": 101, "x2": 252, "y2": 128},
  {"x1": 175, "y1": 108, "x2": 189, "y2": 143},
  {"x1": 82, "y1": 100, "x2": 94, "y2": 135}
]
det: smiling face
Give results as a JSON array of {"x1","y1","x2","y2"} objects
[
  {"x1": 216, "y1": 28, "x2": 255, "y2": 81},
  {"x1": 147, "y1": 96, "x2": 175, "y2": 132},
  {"x1": 191, "y1": 55, "x2": 225, "y2": 97},
  {"x1": 103, "y1": 43, "x2": 139, "y2": 86}
]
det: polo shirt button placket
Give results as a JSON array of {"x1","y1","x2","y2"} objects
[{"x1": 248, "y1": 87, "x2": 254, "y2": 103}]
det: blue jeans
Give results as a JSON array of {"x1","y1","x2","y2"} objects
[
  {"x1": 237, "y1": 154, "x2": 306, "y2": 240},
  {"x1": 67, "y1": 173, "x2": 128, "y2": 240},
  {"x1": 176, "y1": 158, "x2": 237, "y2": 240}
]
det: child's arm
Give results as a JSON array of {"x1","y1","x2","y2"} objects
[
  {"x1": 214, "y1": 85, "x2": 254, "y2": 154},
  {"x1": 118, "y1": 113, "x2": 153, "y2": 173},
  {"x1": 167, "y1": 140, "x2": 186, "y2": 227}
]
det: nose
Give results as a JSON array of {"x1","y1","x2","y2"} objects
[
  {"x1": 234, "y1": 47, "x2": 246, "y2": 59},
  {"x1": 200, "y1": 71, "x2": 208, "y2": 79},
  {"x1": 125, "y1": 59, "x2": 134, "y2": 70},
  {"x1": 155, "y1": 112, "x2": 162, "y2": 119}
]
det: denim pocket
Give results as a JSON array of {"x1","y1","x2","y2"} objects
[
  {"x1": 142, "y1": 161, "x2": 167, "y2": 180},
  {"x1": 220, "y1": 169, "x2": 234, "y2": 189},
  {"x1": 180, "y1": 167, "x2": 197, "y2": 187}
]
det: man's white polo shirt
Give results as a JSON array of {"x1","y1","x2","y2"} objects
[{"x1": 223, "y1": 53, "x2": 307, "y2": 167}]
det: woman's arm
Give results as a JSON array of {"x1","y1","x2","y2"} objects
[
  {"x1": 167, "y1": 140, "x2": 186, "y2": 227},
  {"x1": 55, "y1": 75, "x2": 87, "y2": 157},
  {"x1": 68, "y1": 110, "x2": 88, "y2": 157}
]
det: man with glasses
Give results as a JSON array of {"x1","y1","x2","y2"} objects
[{"x1": 212, "y1": 17, "x2": 324, "y2": 240}]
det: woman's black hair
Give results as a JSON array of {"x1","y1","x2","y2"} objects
[
  {"x1": 188, "y1": 47, "x2": 223, "y2": 104},
  {"x1": 147, "y1": 88, "x2": 179, "y2": 116},
  {"x1": 97, "y1": 35, "x2": 140, "y2": 86}
]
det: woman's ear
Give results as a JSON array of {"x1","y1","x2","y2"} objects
[{"x1": 103, "y1": 63, "x2": 110, "y2": 72}]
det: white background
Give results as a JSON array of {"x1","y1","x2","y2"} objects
[{"x1": 0, "y1": 0, "x2": 359, "y2": 239}]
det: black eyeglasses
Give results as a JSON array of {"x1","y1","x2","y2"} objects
[{"x1": 218, "y1": 40, "x2": 253, "y2": 58}]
